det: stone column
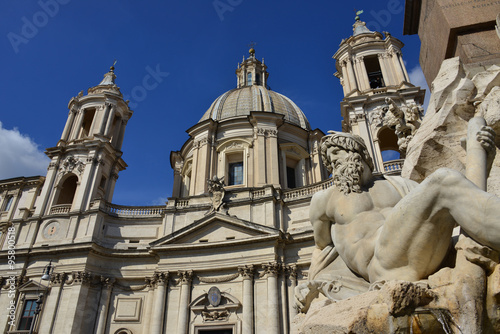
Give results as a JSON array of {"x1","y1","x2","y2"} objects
[
  {"x1": 98, "y1": 103, "x2": 112, "y2": 135},
  {"x1": 103, "y1": 106, "x2": 116, "y2": 137},
  {"x1": 61, "y1": 108, "x2": 77, "y2": 141},
  {"x1": 94, "y1": 277, "x2": 115, "y2": 334},
  {"x1": 267, "y1": 130, "x2": 280, "y2": 187},
  {"x1": 287, "y1": 265, "x2": 298, "y2": 321},
  {"x1": 115, "y1": 119, "x2": 128, "y2": 149},
  {"x1": 262, "y1": 262, "x2": 280, "y2": 334},
  {"x1": 38, "y1": 273, "x2": 65, "y2": 334},
  {"x1": 377, "y1": 54, "x2": 391, "y2": 86},
  {"x1": 339, "y1": 60, "x2": 350, "y2": 94},
  {"x1": 190, "y1": 141, "x2": 200, "y2": 195},
  {"x1": 62, "y1": 271, "x2": 92, "y2": 333},
  {"x1": 355, "y1": 56, "x2": 370, "y2": 91},
  {"x1": 177, "y1": 270, "x2": 193, "y2": 334},
  {"x1": 389, "y1": 51, "x2": 405, "y2": 83},
  {"x1": 238, "y1": 265, "x2": 255, "y2": 334},
  {"x1": 142, "y1": 278, "x2": 156, "y2": 334},
  {"x1": 396, "y1": 51, "x2": 410, "y2": 82},
  {"x1": 34, "y1": 159, "x2": 59, "y2": 216},
  {"x1": 72, "y1": 110, "x2": 85, "y2": 140},
  {"x1": 150, "y1": 272, "x2": 169, "y2": 334},
  {"x1": 256, "y1": 128, "x2": 267, "y2": 186},
  {"x1": 346, "y1": 59, "x2": 358, "y2": 91}
]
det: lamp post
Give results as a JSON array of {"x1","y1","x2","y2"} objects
[{"x1": 29, "y1": 260, "x2": 53, "y2": 334}]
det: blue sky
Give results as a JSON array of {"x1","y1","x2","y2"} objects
[{"x1": 0, "y1": 0, "x2": 427, "y2": 205}]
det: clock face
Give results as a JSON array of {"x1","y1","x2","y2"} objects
[
  {"x1": 208, "y1": 286, "x2": 221, "y2": 307},
  {"x1": 43, "y1": 221, "x2": 60, "y2": 239}
]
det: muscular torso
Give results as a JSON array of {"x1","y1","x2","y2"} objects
[{"x1": 320, "y1": 178, "x2": 404, "y2": 280}]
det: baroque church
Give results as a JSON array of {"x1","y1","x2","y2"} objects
[{"x1": 0, "y1": 16, "x2": 424, "y2": 334}]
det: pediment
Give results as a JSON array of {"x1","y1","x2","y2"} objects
[
  {"x1": 17, "y1": 280, "x2": 48, "y2": 292},
  {"x1": 151, "y1": 213, "x2": 280, "y2": 247}
]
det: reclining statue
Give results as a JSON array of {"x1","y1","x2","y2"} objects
[{"x1": 296, "y1": 127, "x2": 500, "y2": 313}]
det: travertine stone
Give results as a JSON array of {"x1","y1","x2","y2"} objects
[
  {"x1": 297, "y1": 130, "x2": 500, "y2": 333},
  {"x1": 403, "y1": 58, "x2": 500, "y2": 196}
]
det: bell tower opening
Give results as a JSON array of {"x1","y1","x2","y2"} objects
[
  {"x1": 55, "y1": 174, "x2": 78, "y2": 205},
  {"x1": 80, "y1": 108, "x2": 96, "y2": 138},
  {"x1": 364, "y1": 56, "x2": 385, "y2": 89}
]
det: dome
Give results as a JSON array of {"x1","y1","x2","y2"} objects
[{"x1": 199, "y1": 85, "x2": 311, "y2": 130}]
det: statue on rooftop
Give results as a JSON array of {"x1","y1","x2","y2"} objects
[{"x1": 206, "y1": 176, "x2": 227, "y2": 215}]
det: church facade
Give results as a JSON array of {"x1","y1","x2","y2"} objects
[{"x1": 0, "y1": 19, "x2": 423, "y2": 334}]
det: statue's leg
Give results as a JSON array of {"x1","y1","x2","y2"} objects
[{"x1": 368, "y1": 168, "x2": 500, "y2": 282}]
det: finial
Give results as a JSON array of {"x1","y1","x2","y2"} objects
[
  {"x1": 248, "y1": 41, "x2": 257, "y2": 57},
  {"x1": 354, "y1": 9, "x2": 364, "y2": 21},
  {"x1": 110, "y1": 59, "x2": 117, "y2": 72}
]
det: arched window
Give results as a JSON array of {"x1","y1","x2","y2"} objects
[{"x1": 55, "y1": 174, "x2": 78, "y2": 205}]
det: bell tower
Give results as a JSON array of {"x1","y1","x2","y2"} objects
[
  {"x1": 34, "y1": 65, "x2": 133, "y2": 216},
  {"x1": 333, "y1": 13, "x2": 425, "y2": 174}
]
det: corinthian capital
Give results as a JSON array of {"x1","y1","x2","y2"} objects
[
  {"x1": 262, "y1": 262, "x2": 281, "y2": 278},
  {"x1": 238, "y1": 265, "x2": 255, "y2": 279},
  {"x1": 178, "y1": 270, "x2": 194, "y2": 284}
]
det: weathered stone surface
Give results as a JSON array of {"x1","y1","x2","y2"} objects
[{"x1": 403, "y1": 58, "x2": 500, "y2": 196}]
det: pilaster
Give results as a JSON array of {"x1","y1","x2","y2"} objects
[
  {"x1": 262, "y1": 262, "x2": 281, "y2": 334},
  {"x1": 239, "y1": 265, "x2": 255, "y2": 334},
  {"x1": 177, "y1": 270, "x2": 193, "y2": 334}
]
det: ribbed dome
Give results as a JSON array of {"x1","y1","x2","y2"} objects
[{"x1": 199, "y1": 85, "x2": 311, "y2": 130}]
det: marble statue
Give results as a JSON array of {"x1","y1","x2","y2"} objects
[
  {"x1": 294, "y1": 127, "x2": 500, "y2": 333},
  {"x1": 308, "y1": 129, "x2": 498, "y2": 283},
  {"x1": 206, "y1": 175, "x2": 227, "y2": 215}
]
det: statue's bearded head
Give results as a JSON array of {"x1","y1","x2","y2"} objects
[{"x1": 320, "y1": 132, "x2": 374, "y2": 195}]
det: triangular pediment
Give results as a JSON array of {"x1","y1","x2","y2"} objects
[
  {"x1": 18, "y1": 280, "x2": 48, "y2": 292},
  {"x1": 151, "y1": 213, "x2": 280, "y2": 247}
]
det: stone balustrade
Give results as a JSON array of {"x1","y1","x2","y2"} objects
[
  {"x1": 49, "y1": 204, "x2": 72, "y2": 215},
  {"x1": 104, "y1": 203, "x2": 165, "y2": 217},
  {"x1": 383, "y1": 159, "x2": 404, "y2": 173},
  {"x1": 283, "y1": 179, "x2": 334, "y2": 201}
]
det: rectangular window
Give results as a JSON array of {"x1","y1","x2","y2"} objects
[
  {"x1": 18, "y1": 299, "x2": 37, "y2": 330},
  {"x1": 247, "y1": 73, "x2": 252, "y2": 86},
  {"x1": 4, "y1": 196, "x2": 13, "y2": 211},
  {"x1": 199, "y1": 329, "x2": 233, "y2": 334},
  {"x1": 228, "y1": 162, "x2": 243, "y2": 186},
  {"x1": 287, "y1": 166, "x2": 296, "y2": 189},
  {"x1": 364, "y1": 56, "x2": 385, "y2": 89}
]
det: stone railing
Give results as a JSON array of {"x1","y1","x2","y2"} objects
[
  {"x1": 383, "y1": 159, "x2": 404, "y2": 173},
  {"x1": 49, "y1": 204, "x2": 71, "y2": 215},
  {"x1": 282, "y1": 179, "x2": 334, "y2": 201},
  {"x1": 104, "y1": 203, "x2": 165, "y2": 217}
]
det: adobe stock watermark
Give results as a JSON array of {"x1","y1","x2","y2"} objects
[
  {"x1": 213, "y1": 0, "x2": 243, "y2": 21},
  {"x1": 6, "y1": 226, "x2": 17, "y2": 327},
  {"x1": 364, "y1": 0, "x2": 404, "y2": 32},
  {"x1": 123, "y1": 64, "x2": 169, "y2": 109},
  {"x1": 7, "y1": 0, "x2": 71, "y2": 54}
]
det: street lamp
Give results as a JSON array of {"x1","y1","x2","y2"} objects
[
  {"x1": 29, "y1": 260, "x2": 54, "y2": 334},
  {"x1": 41, "y1": 260, "x2": 53, "y2": 281}
]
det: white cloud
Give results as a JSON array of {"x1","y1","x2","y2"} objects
[
  {"x1": 0, "y1": 122, "x2": 50, "y2": 179},
  {"x1": 408, "y1": 65, "x2": 431, "y2": 112}
]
